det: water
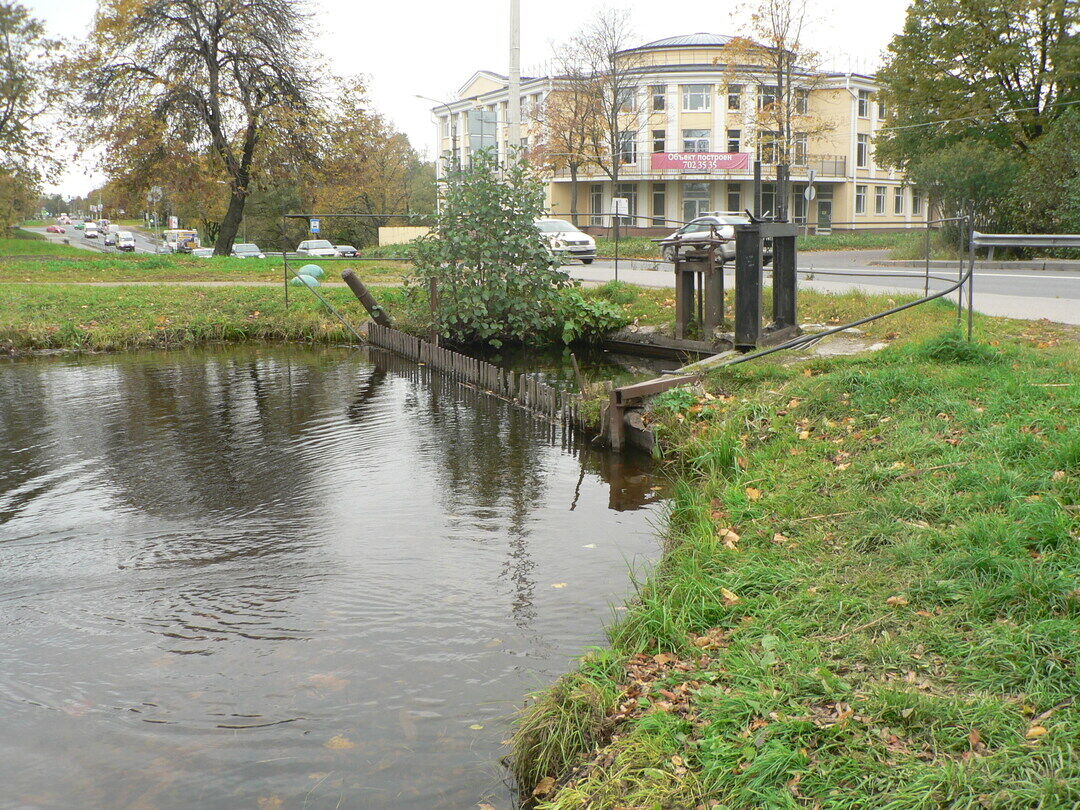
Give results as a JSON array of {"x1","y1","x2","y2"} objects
[{"x1": 0, "y1": 345, "x2": 664, "y2": 809}]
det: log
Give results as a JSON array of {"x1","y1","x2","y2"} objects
[{"x1": 342, "y1": 269, "x2": 394, "y2": 327}]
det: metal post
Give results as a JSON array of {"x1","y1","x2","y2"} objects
[
  {"x1": 703, "y1": 244, "x2": 724, "y2": 338},
  {"x1": 281, "y1": 214, "x2": 289, "y2": 310},
  {"x1": 923, "y1": 221, "x2": 931, "y2": 297},
  {"x1": 734, "y1": 223, "x2": 763, "y2": 349},
  {"x1": 613, "y1": 211, "x2": 620, "y2": 282},
  {"x1": 966, "y1": 214, "x2": 975, "y2": 341},
  {"x1": 772, "y1": 234, "x2": 797, "y2": 330},
  {"x1": 753, "y1": 160, "x2": 762, "y2": 219},
  {"x1": 776, "y1": 164, "x2": 789, "y2": 222},
  {"x1": 956, "y1": 218, "x2": 965, "y2": 326}
]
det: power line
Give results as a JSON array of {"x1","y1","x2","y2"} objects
[{"x1": 878, "y1": 98, "x2": 1080, "y2": 133}]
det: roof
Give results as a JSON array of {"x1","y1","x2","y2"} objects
[{"x1": 623, "y1": 33, "x2": 735, "y2": 52}]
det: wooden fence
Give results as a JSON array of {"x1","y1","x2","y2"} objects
[{"x1": 367, "y1": 323, "x2": 587, "y2": 430}]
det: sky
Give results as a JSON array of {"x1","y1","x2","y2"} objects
[{"x1": 28, "y1": 0, "x2": 910, "y2": 197}]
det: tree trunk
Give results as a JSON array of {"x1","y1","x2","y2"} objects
[
  {"x1": 570, "y1": 166, "x2": 579, "y2": 226},
  {"x1": 214, "y1": 185, "x2": 248, "y2": 255}
]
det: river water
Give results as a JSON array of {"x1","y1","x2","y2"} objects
[{"x1": 0, "y1": 345, "x2": 664, "y2": 809}]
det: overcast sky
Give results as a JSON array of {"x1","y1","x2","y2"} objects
[{"x1": 28, "y1": 0, "x2": 910, "y2": 197}]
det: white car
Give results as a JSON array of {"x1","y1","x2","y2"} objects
[
  {"x1": 295, "y1": 239, "x2": 338, "y2": 258},
  {"x1": 116, "y1": 232, "x2": 136, "y2": 252},
  {"x1": 535, "y1": 218, "x2": 596, "y2": 264},
  {"x1": 84, "y1": 225, "x2": 99, "y2": 239}
]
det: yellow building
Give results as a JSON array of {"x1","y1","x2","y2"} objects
[{"x1": 433, "y1": 33, "x2": 921, "y2": 232}]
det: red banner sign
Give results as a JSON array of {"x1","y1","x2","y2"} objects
[{"x1": 650, "y1": 152, "x2": 751, "y2": 173}]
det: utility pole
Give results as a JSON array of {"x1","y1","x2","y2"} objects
[{"x1": 507, "y1": 0, "x2": 522, "y2": 161}]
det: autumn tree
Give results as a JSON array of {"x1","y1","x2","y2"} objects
[
  {"x1": 68, "y1": 0, "x2": 320, "y2": 255},
  {"x1": 724, "y1": 0, "x2": 832, "y2": 218},
  {"x1": 529, "y1": 45, "x2": 601, "y2": 226}
]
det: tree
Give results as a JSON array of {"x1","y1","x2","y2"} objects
[
  {"x1": 724, "y1": 0, "x2": 833, "y2": 216},
  {"x1": 876, "y1": 0, "x2": 1080, "y2": 170},
  {"x1": 575, "y1": 8, "x2": 647, "y2": 220},
  {"x1": 905, "y1": 141, "x2": 1020, "y2": 229},
  {"x1": 528, "y1": 45, "x2": 602, "y2": 226},
  {"x1": 0, "y1": 1, "x2": 57, "y2": 169},
  {"x1": 1008, "y1": 109, "x2": 1080, "y2": 232},
  {"x1": 68, "y1": 0, "x2": 319, "y2": 255},
  {"x1": 410, "y1": 149, "x2": 572, "y2": 345}
]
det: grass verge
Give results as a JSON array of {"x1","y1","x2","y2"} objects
[
  {"x1": 512, "y1": 323, "x2": 1080, "y2": 808},
  {"x1": 0, "y1": 283, "x2": 414, "y2": 354}
]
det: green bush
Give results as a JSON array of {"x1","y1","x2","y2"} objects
[
  {"x1": 409, "y1": 149, "x2": 572, "y2": 346},
  {"x1": 557, "y1": 289, "x2": 630, "y2": 344}
]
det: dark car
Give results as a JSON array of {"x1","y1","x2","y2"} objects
[
  {"x1": 335, "y1": 244, "x2": 359, "y2": 258},
  {"x1": 660, "y1": 212, "x2": 773, "y2": 265}
]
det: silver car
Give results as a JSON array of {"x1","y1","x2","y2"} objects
[{"x1": 659, "y1": 212, "x2": 773, "y2": 266}]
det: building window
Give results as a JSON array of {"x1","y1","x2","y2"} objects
[
  {"x1": 727, "y1": 184, "x2": 741, "y2": 212},
  {"x1": 875, "y1": 185, "x2": 887, "y2": 214},
  {"x1": 858, "y1": 90, "x2": 871, "y2": 118},
  {"x1": 877, "y1": 98, "x2": 887, "y2": 119},
  {"x1": 794, "y1": 133, "x2": 808, "y2": 166},
  {"x1": 894, "y1": 186, "x2": 905, "y2": 215},
  {"x1": 726, "y1": 129, "x2": 741, "y2": 153},
  {"x1": 652, "y1": 183, "x2": 666, "y2": 224},
  {"x1": 653, "y1": 130, "x2": 666, "y2": 153},
  {"x1": 520, "y1": 136, "x2": 529, "y2": 151},
  {"x1": 757, "y1": 130, "x2": 779, "y2": 164},
  {"x1": 615, "y1": 182, "x2": 638, "y2": 225},
  {"x1": 681, "y1": 84, "x2": 711, "y2": 111},
  {"x1": 651, "y1": 85, "x2": 666, "y2": 111},
  {"x1": 616, "y1": 85, "x2": 635, "y2": 113},
  {"x1": 912, "y1": 189, "x2": 924, "y2": 217},
  {"x1": 857, "y1": 134, "x2": 869, "y2": 169},
  {"x1": 682, "y1": 129, "x2": 710, "y2": 152},
  {"x1": 758, "y1": 85, "x2": 779, "y2": 110},
  {"x1": 440, "y1": 118, "x2": 450, "y2": 138},
  {"x1": 793, "y1": 184, "x2": 807, "y2": 223},
  {"x1": 727, "y1": 84, "x2": 742, "y2": 110},
  {"x1": 855, "y1": 185, "x2": 867, "y2": 214},
  {"x1": 618, "y1": 130, "x2": 636, "y2": 164},
  {"x1": 761, "y1": 181, "x2": 777, "y2": 217},
  {"x1": 682, "y1": 182, "x2": 711, "y2": 222},
  {"x1": 795, "y1": 89, "x2": 810, "y2": 115}
]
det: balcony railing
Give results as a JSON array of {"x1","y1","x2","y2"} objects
[{"x1": 549, "y1": 153, "x2": 847, "y2": 181}]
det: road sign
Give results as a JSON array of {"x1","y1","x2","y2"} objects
[
  {"x1": 612, "y1": 197, "x2": 629, "y2": 217},
  {"x1": 147, "y1": 186, "x2": 163, "y2": 203},
  {"x1": 310, "y1": 218, "x2": 320, "y2": 234},
  {"x1": 807, "y1": 169, "x2": 817, "y2": 184},
  {"x1": 804, "y1": 185, "x2": 817, "y2": 202}
]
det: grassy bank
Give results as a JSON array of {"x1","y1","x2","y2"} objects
[
  {"x1": 0, "y1": 283, "x2": 413, "y2": 354},
  {"x1": 513, "y1": 323, "x2": 1080, "y2": 808}
]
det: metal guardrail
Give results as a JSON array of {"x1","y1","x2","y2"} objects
[{"x1": 972, "y1": 231, "x2": 1080, "y2": 249}]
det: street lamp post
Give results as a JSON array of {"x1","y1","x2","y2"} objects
[{"x1": 416, "y1": 94, "x2": 459, "y2": 174}]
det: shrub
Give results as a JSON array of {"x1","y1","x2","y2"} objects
[{"x1": 558, "y1": 289, "x2": 629, "y2": 344}]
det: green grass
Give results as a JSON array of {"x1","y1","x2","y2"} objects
[
  {"x1": 0, "y1": 283, "x2": 414, "y2": 354},
  {"x1": 513, "y1": 322, "x2": 1080, "y2": 808}
]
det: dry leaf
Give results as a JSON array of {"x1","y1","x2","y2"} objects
[
  {"x1": 720, "y1": 528, "x2": 740, "y2": 549},
  {"x1": 533, "y1": 776, "x2": 556, "y2": 796},
  {"x1": 772, "y1": 533, "x2": 789, "y2": 545},
  {"x1": 968, "y1": 729, "x2": 981, "y2": 748},
  {"x1": 720, "y1": 587, "x2": 740, "y2": 606},
  {"x1": 1052, "y1": 470, "x2": 1066, "y2": 481},
  {"x1": 1026, "y1": 725, "x2": 1049, "y2": 739},
  {"x1": 551, "y1": 583, "x2": 567, "y2": 589},
  {"x1": 799, "y1": 430, "x2": 811, "y2": 440},
  {"x1": 886, "y1": 595, "x2": 909, "y2": 606},
  {"x1": 324, "y1": 735, "x2": 356, "y2": 750},
  {"x1": 915, "y1": 610, "x2": 933, "y2": 618},
  {"x1": 469, "y1": 724, "x2": 484, "y2": 730},
  {"x1": 745, "y1": 487, "x2": 762, "y2": 501}
]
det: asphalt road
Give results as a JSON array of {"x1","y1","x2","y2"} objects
[
  {"x1": 23, "y1": 223, "x2": 161, "y2": 255},
  {"x1": 577, "y1": 249, "x2": 1080, "y2": 324}
]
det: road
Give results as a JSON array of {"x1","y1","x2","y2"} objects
[
  {"x1": 22, "y1": 224, "x2": 161, "y2": 255},
  {"x1": 577, "y1": 249, "x2": 1080, "y2": 325}
]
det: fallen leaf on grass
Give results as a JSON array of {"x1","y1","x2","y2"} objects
[
  {"x1": 798, "y1": 430, "x2": 811, "y2": 440},
  {"x1": 721, "y1": 587, "x2": 740, "y2": 606},
  {"x1": 1026, "y1": 725, "x2": 1048, "y2": 739},
  {"x1": 324, "y1": 735, "x2": 355, "y2": 750},
  {"x1": 745, "y1": 487, "x2": 762, "y2": 501},
  {"x1": 671, "y1": 754, "x2": 688, "y2": 775},
  {"x1": 532, "y1": 776, "x2": 556, "y2": 797},
  {"x1": 1052, "y1": 470, "x2": 1066, "y2": 481},
  {"x1": 772, "y1": 533, "x2": 789, "y2": 545},
  {"x1": 886, "y1": 595, "x2": 909, "y2": 606},
  {"x1": 719, "y1": 528, "x2": 740, "y2": 549}
]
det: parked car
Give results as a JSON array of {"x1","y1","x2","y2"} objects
[
  {"x1": 335, "y1": 244, "x2": 359, "y2": 258},
  {"x1": 659, "y1": 212, "x2": 773, "y2": 265},
  {"x1": 84, "y1": 224, "x2": 99, "y2": 239},
  {"x1": 73, "y1": 221, "x2": 85, "y2": 230},
  {"x1": 231, "y1": 243, "x2": 266, "y2": 259},
  {"x1": 46, "y1": 225, "x2": 65, "y2": 234},
  {"x1": 191, "y1": 248, "x2": 214, "y2": 258},
  {"x1": 534, "y1": 218, "x2": 597, "y2": 264},
  {"x1": 295, "y1": 239, "x2": 339, "y2": 258},
  {"x1": 116, "y1": 231, "x2": 136, "y2": 252}
]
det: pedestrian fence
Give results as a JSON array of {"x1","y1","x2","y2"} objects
[{"x1": 367, "y1": 323, "x2": 589, "y2": 431}]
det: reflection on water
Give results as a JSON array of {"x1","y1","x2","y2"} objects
[{"x1": 0, "y1": 345, "x2": 663, "y2": 809}]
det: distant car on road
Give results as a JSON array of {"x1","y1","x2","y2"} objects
[
  {"x1": 296, "y1": 239, "x2": 339, "y2": 258},
  {"x1": 335, "y1": 244, "x2": 359, "y2": 258},
  {"x1": 103, "y1": 231, "x2": 117, "y2": 246},
  {"x1": 73, "y1": 221, "x2": 85, "y2": 230},
  {"x1": 231, "y1": 243, "x2": 266, "y2": 259},
  {"x1": 658, "y1": 212, "x2": 773, "y2": 265},
  {"x1": 116, "y1": 232, "x2": 136, "y2": 252},
  {"x1": 191, "y1": 248, "x2": 214, "y2": 258},
  {"x1": 84, "y1": 224, "x2": 99, "y2": 239},
  {"x1": 46, "y1": 225, "x2": 65, "y2": 233},
  {"x1": 535, "y1": 218, "x2": 597, "y2": 264}
]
